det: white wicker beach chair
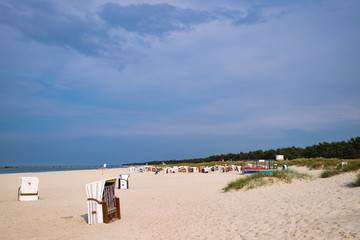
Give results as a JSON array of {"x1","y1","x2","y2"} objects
[
  {"x1": 18, "y1": 177, "x2": 39, "y2": 201},
  {"x1": 85, "y1": 178, "x2": 120, "y2": 224},
  {"x1": 203, "y1": 167, "x2": 211, "y2": 173},
  {"x1": 118, "y1": 174, "x2": 130, "y2": 189}
]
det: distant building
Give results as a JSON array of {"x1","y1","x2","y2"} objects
[{"x1": 275, "y1": 155, "x2": 284, "y2": 161}]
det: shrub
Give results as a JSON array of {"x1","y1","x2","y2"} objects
[{"x1": 354, "y1": 174, "x2": 360, "y2": 187}]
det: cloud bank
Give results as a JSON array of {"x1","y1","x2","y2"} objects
[{"x1": 0, "y1": 0, "x2": 359, "y2": 165}]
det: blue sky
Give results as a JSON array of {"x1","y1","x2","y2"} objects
[{"x1": 1, "y1": 0, "x2": 360, "y2": 166}]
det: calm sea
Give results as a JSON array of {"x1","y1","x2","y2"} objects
[{"x1": 0, "y1": 165, "x2": 124, "y2": 174}]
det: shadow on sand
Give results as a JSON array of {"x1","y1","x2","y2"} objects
[{"x1": 81, "y1": 214, "x2": 88, "y2": 224}]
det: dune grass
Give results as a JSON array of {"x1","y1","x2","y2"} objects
[
  {"x1": 277, "y1": 158, "x2": 360, "y2": 170},
  {"x1": 320, "y1": 161, "x2": 360, "y2": 178},
  {"x1": 223, "y1": 169, "x2": 313, "y2": 192}
]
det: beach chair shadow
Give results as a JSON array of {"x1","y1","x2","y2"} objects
[
  {"x1": 18, "y1": 177, "x2": 39, "y2": 201},
  {"x1": 81, "y1": 214, "x2": 89, "y2": 223},
  {"x1": 345, "y1": 181, "x2": 360, "y2": 188}
]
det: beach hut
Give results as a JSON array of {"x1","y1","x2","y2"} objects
[
  {"x1": 85, "y1": 178, "x2": 120, "y2": 224},
  {"x1": 18, "y1": 177, "x2": 39, "y2": 201},
  {"x1": 242, "y1": 159, "x2": 276, "y2": 174},
  {"x1": 118, "y1": 174, "x2": 130, "y2": 189}
]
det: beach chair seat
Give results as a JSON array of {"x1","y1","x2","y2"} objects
[{"x1": 18, "y1": 177, "x2": 39, "y2": 201}]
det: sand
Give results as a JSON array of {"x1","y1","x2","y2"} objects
[{"x1": 0, "y1": 167, "x2": 359, "y2": 240}]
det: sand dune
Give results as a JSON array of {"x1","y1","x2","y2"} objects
[{"x1": 0, "y1": 167, "x2": 359, "y2": 239}]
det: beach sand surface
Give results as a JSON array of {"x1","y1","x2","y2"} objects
[{"x1": 0, "y1": 167, "x2": 359, "y2": 240}]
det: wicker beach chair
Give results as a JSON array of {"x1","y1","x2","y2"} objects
[
  {"x1": 18, "y1": 177, "x2": 39, "y2": 201},
  {"x1": 118, "y1": 174, "x2": 130, "y2": 189},
  {"x1": 85, "y1": 178, "x2": 120, "y2": 224}
]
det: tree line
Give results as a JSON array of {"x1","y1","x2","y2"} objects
[{"x1": 127, "y1": 136, "x2": 360, "y2": 166}]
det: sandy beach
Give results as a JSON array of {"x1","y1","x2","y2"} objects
[{"x1": 1, "y1": 167, "x2": 359, "y2": 240}]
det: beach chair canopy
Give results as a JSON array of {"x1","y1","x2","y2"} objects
[
  {"x1": 85, "y1": 178, "x2": 116, "y2": 202},
  {"x1": 120, "y1": 174, "x2": 130, "y2": 180}
]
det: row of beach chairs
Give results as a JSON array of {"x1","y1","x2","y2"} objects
[{"x1": 131, "y1": 165, "x2": 242, "y2": 174}]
